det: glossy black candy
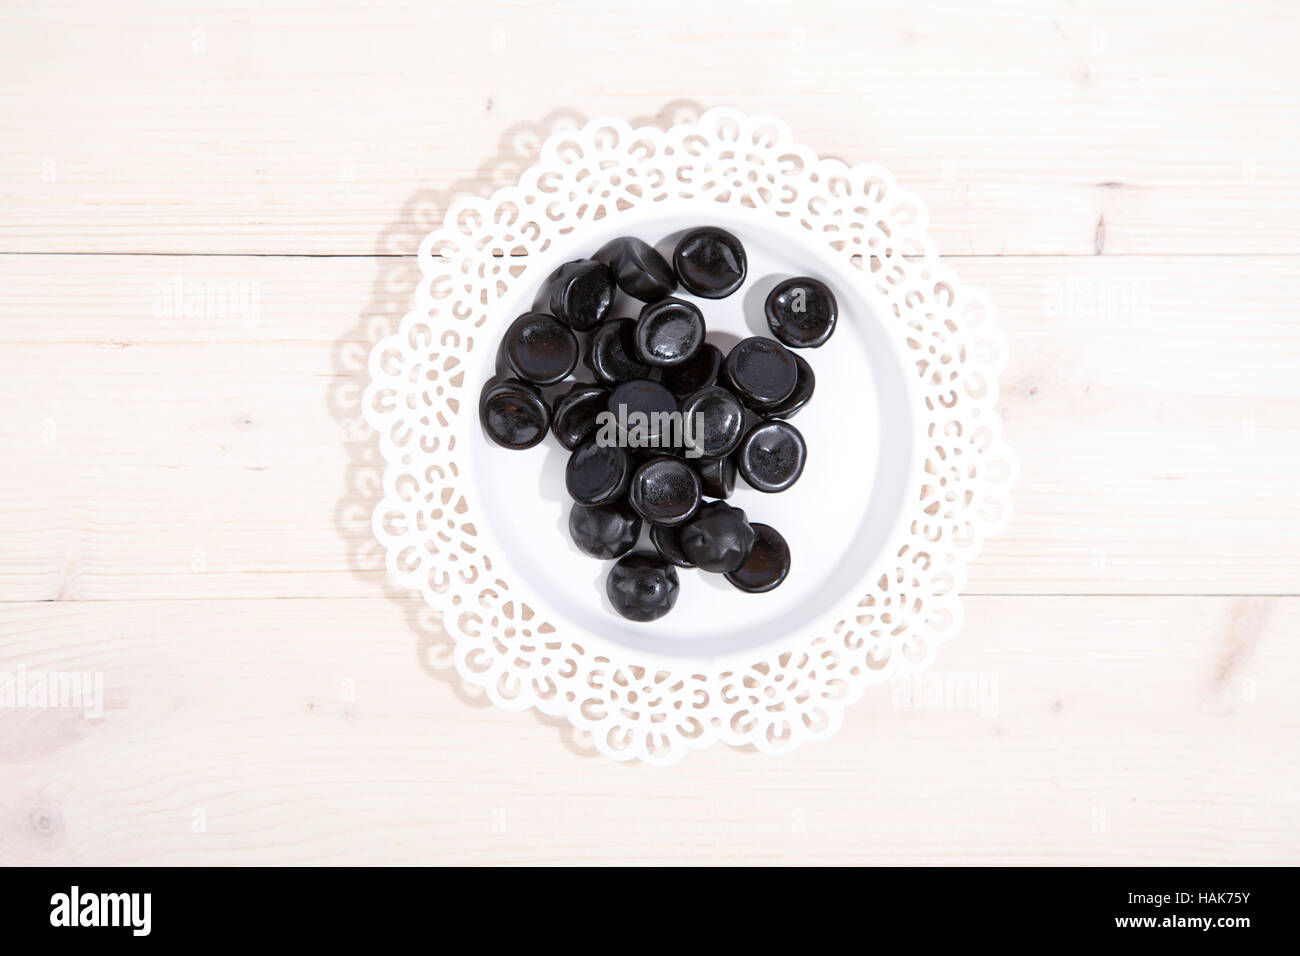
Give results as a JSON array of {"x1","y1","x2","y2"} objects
[
  {"x1": 679, "y1": 385, "x2": 745, "y2": 459},
  {"x1": 551, "y1": 383, "x2": 611, "y2": 450},
  {"x1": 606, "y1": 551, "x2": 680, "y2": 622},
  {"x1": 724, "y1": 523, "x2": 790, "y2": 593},
  {"x1": 568, "y1": 502, "x2": 641, "y2": 559},
  {"x1": 608, "y1": 378, "x2": 678, "y2": 452},
  {"x1": 662, "y1": 342, "x2": 723, "y2": 398},
  {"x1": 650, "y1": 523, "x2": 695, "y2": 569},
  {"x1": 672, "y1": 226, "x2": 747, "y2": 298},
  {"x1": 594, "y1": 237, "x2": 676, "y2": 302},
  {"x1": 635, "y1": 297, "x2": 706, "y2": 368},
  {"x1": 479, "y1": 378, "x2": 550, "y2": 450},
  {"x1": 548, "y1": 258, "x2": 615, "y2": 332},
  {"x1": 565, "y1": 436, "x2": 632, "y2": 506},
  {"x1": 584, "y1": 317, "x2": 651, "y2": 386},
  {"x1": 679, "y1": 501, "x2": 757, "y2": 573},
  {"x1": 761, "y1": 352, "x2": 814, "y2": 419},
  {"x1": 696, "y1": 455, "x2": 737, "y2": 499},
  {"x1": 502, "y1": 311, "x2": 579, "y2": 385},
  {"x1": 764, "y1": 276, "x2": 838, "y2": 348},
  {"x1": 737, "y1": 420, "x2": 806, "y2": 493},
  {"x1": 723, "y1": 336, "x2": 798, "y2": 408},
  {"x1": 628, "y1": 456, "x2": 701, "y2": 526}
]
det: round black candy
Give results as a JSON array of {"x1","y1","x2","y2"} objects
[
  {"x1": 627, "y1": 456, "x2": 701, "y2": 526},
  {"x1": 723, "y1": 336, "x2": 798, "y2": 407},
  {"x1": 479, "y1": 378, "x2": 550, "y2": 450},
  {"x1": 649, "y1": 523, "x2": 695, "y2": 569},
  {"x1": 548, "y1": 258, "x2": 615, "y2": 332},
  {"x1": 761, "y1": 352, "x2": 814, "y2": 419},
  {"x1": 568, "y1": 502, "x2": 641, "y2": 559},
  {"x1": 764, "y1": 276, "x2": 838, "y2": 348},
  {"x1": 696, "y1": 455, "x2": 737, "y2": 499},
  {"x1": 724, "y1": 523, "x2": 790, "y2": 593},
  {"x1": 502, "y1": 311, "x2": 578, "y2": 385},
  {"x1": 679, "y1": 385, "x2": 745, "y2": 459},
  {"x1": 606, "y1": 551, "x2": 680, "y2": 622},
  {"x1": 672, "y1": 226, "x2": 747, "y2": 298},
  {"x1": 679, "y1": 501, "x2": 757, "y2": 573},
  {"x1": 662, "y1": 342, "x2": 723, "y2": 398},
  {"x1": 584, "y1": 317, "x2": 651, "y2": 386},
  {"x1": 594, "y1": 236, "x2": 676, "y2": 302},
  {"x1": 635, "y1": 297, "x2": 706, "y2": 368},
  {"x1": 551, "y1": 383, "x2": 611, "y2": 450},
  {"x1": 565, "y1": 436, "x2": 632, "y2": 506},
  {"x1": 737, "y1": 420, "x2": 806, "y2": 493},
  {"x1": 608, "y1": 378, "x2": 678, "y2": 452}
]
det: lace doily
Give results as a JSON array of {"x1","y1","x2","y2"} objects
[{"x1": 363, "y1": 108, "x2": 1016, "y2": 765}]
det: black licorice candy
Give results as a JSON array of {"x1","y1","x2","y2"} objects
[
  {"x1": 634, "y1": 297, "x2": 706, "y2": 368},
  {"x1": 548, "y1": 258, "x2": 616, "y2": 332},
  {"x1": 723, "y1": 336, "x2": 798, "y2": 408},
  {"x1": 502, "y1": 311, "x2": 579, "y2": 385},
  {"x1": 673, "y1": 226, "x2": 747, "y2": 299},
  {"x1": 568, "y1": 502, "x2": 642, "y2": 559},
  {"x1": 737, "y1": 420, "x2": 806, "y2": 493},
  {"x1": 764, "y1": 276, "x2": 838, "y2": 348},
  {"x1": 552, "y1": 383, "x2": 612, "y2": 450},
  {"x1": 479, "y1": 378, "x2": 551, "y2": 450},
  {"x1": 565, "y1": 436, "x2": 633, "y2": 506},
  {"x1": 584, "y1": 317, "x2": 651, "y2": 386},
  {"x1": 679, "y1": 501, "x2": 757, "y2": 573},
  {"x1": 724, "y1": 523, "x2": 790, "y2": 593},
  {"x1": 606, "y1": 551, "x2": 680, "y2": 622},
  {"x1": 627, "y1": 456, "x2": 702, "y2": 527},
  {"x1": 595, "y1": 237, "x2": 676, "y2": 302}
]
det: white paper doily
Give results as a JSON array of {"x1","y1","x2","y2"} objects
[{"x1": 363, "y1": 108, "x2": 1017, "y2": 765}]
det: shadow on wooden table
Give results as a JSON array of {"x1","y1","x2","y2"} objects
[{"x1": 327, "y1": 100, "x2": 710, "y2": 761}]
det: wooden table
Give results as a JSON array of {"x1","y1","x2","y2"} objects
[{"x1": 2, "y1": 0, "x2": 1297, "y2": 865}]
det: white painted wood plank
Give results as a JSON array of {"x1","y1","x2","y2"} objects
[
  {"x1": 0, "y1": 596, "x2": 1293, "y2": 865},
  {"x1": 1, "y1": 0, "x2": 1297, "y2": 254}
]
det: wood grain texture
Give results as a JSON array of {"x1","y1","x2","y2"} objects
[
  {"x1": 2, "y1": 0, "x2": 1298, "y2": 866},
  {"x1": 1, "y1": 596, "x2": 1294, "y2": 865},
  {"x1": 0, "y1": 253, "x2": 1296, "y2": 601},
  {"x1": 1, "y1": 0, "x2": 1298, "y2": 255}
]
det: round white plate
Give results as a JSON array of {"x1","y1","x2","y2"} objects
[{"x1": 364, "y1": 108, "x2": 1016, "y2": 764}]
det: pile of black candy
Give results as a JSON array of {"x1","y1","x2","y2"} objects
[{"x1": 479, "y1": 227, "x2": 838, "y2": 622}]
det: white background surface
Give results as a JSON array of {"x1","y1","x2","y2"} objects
[{"x1": 1, "y1": 0, "x2": 1298, "y2": 864}]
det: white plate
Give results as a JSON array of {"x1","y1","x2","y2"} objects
[
  {"x1": 471, "y1": 206, "x2": 917, "y2": 661},
  {"x1": 364, "y1": 108, "x2": 1016, "y2": 764}
]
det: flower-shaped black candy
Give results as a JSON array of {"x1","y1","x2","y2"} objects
[
  {"x1": 568, "y1": 502, "x2": 642, "y2": 559},
  {"x1": 606, "y1": 551, "x2": 680, "y2": 622},
  {"x1": 679, "y1": 501, "x2": 757, "y2": 573}
]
